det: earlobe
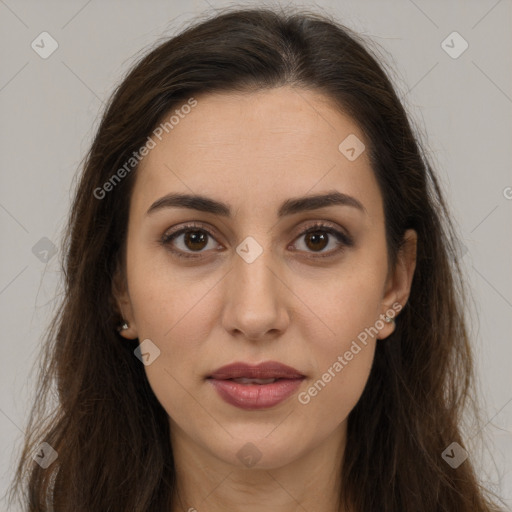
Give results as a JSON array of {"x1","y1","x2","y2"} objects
[
  {"x1": 117, "y1": 322, "x2": 129, "y2": 332},
  {"x1": 116, "y1": 320, "x2": 137, "y2": 340},
  {"x1": 111, "y1": 266, "x2": 138, "y2": 339},
  {"x1": 378, "y1": 229, "x2": 418, "y2": 340},
  {"x1": 117, "y1": 322, "x2": 138, "y2": 340},
  {"x1": 377, "y1": 313, "x2": 397, "y2": 340}
]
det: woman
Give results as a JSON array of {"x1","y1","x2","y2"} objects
[{"x1": 10, "y1": 6, "x2": 505, "y2": 511}]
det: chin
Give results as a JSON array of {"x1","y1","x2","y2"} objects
[{"x1": 209, "y1": 428, "x2": 308, "y2": 470}]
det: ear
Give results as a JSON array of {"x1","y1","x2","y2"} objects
[
  {"x1": 377, "y1": 229, "x2": 417, "y2": 340},
  {"x1": 112, "y1": 265, "x2": 138, "y2": 340}
]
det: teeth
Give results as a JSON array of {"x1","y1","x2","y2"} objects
[{"x1": 231, "y1": 377, "x2": 277, "y2": 384}]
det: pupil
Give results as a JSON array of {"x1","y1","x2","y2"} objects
[
  {"x1": 185, "y1": 231, "x2": 207, "y2": 251},
  {"x1": 306, "y1": 232, "x2": 328, "y2": 251}
]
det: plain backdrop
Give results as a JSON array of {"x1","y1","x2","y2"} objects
[{"x1": 0, "y1": 0, "x2": 511, "y2": 509}]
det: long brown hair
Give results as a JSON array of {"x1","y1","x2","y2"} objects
[{"x1": 9, "y1": 6, "x2": 504, "y2": 511}]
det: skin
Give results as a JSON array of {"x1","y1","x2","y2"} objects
[{"x1": 114, "y1": 86, "x2": 417, "y2": 512}]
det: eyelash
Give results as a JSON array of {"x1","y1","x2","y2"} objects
[{"x1": 160, "y1": 221, "x2": 354, "y2": 260}]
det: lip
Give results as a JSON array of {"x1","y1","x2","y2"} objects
[
  {"x1": 208, "y1": 361, "x2": 305, "y2": 380},
  {"x1": 207, "y1": 361, "x2": 305, "y2": 410}
]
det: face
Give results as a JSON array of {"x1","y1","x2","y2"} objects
[{"x1": 114, "y1": 86, "x2": 417, "y2": 470}]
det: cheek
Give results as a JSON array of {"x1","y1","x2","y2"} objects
[
  {"x1": 126, "y1": 234, "x2": 214, "y2": 338},
  {"x1": 295, "y1": 284, "x2": 379, "y2": 420},
  {"x1": 289, "y1": 261, "x2": 384, "y2": 417},
  {"x1": 125, "y1": 262, "x2": 223, "y2": 411},
  {"x1": 287, "y1": 283, "x2": 378, "y2": 436},
  {"x1": 298, "y1": 343, "x2": 375, "y2": 422},
  {"x1": 294, "y1": 259, "x2": 385, "y2": 353}
]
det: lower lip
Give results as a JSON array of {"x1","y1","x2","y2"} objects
[{"x1": 208, "y1": 378, "x2": 304, "y2": 410}]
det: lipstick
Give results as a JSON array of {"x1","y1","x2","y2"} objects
[{"x1": 207, "y1": 361, "x2": 305, "y2": 410}]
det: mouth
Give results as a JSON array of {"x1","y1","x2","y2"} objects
[
  {"x1": 206, "y1": 361, "x2": 305, "y2": 410},
  {"x1": 207, "y1": 361, "x2": 305, "y2": 381},
  {"x1": 221, "y1": 377, "x2": 288, "y2": 385}
]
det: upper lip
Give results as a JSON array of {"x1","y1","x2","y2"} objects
[{"x1": 208, "y1": 361, "x2": 305, "y2": 380}]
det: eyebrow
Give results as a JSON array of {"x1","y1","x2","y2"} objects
[{"x1": 146, "y1": 190, "x2": 367, "y2": 217}]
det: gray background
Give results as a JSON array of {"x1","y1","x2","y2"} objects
[{"x1": 0, "y1": 0, "x2": 511, "y2": 509}]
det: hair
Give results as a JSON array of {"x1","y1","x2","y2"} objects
[{"x1": 9, "y1": 5, "x2": 504, "y2": 511}]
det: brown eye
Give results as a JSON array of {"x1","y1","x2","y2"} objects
[
  {"x1": 161, "y1": 221, "x2": 353, "y2": 260},
  {"x1": 304, "y1": 231, "x2": 329, "y2": 252},
  {"x1": 182, "y1": 230, "x2": 208, "y2": 251},
  {"x1": 161, "y1": 223, "x2": 220, "y2": 258},
  {"x1": 292, "y1": 223, "x2": 354, "y2": 258}
]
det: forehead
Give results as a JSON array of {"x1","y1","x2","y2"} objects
[{"x1": 132, "y1": 86, "x2": 382, "y2": 222}]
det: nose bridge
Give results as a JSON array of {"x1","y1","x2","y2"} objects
[
  {"x1": 222, "y1": 234, "x2": 288, "y2": 338},
  {"x1": 234, "y1": 235, "x2": 279, "y2": 307}
]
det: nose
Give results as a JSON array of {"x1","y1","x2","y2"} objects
[{"x1": 221, "y1": 241, "x2": 290, "y2": 342}]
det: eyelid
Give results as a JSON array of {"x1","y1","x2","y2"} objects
[
  {"x1": 160, "y1": 221, "x2": 223, "y2": 258},
  {"x1": 290, "y1": 220, "x2": 352, "y2": 244},
  {"x1": 162, "y1": 221, "x2": 218, "y2": 241},
  {"x1": 288, "y1": 221, "x2": 354, "y2": 259}
]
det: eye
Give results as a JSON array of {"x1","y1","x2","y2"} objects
[
  {"x1": 290, "y1": 222, "x2": 353, "y2": 259},
  {"x1": 160, "y1": 221, "x2": 353, "y2": 259},
  {"x1": 160, "y1": 223, "x2": 221, "y2": 259}
]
